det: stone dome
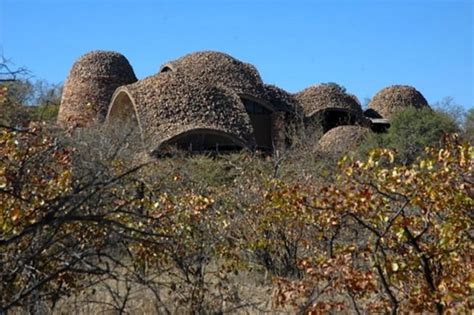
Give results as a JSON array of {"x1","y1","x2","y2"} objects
[
  {"x1": 295, "y1": 83, "x2": 363, "y2": 117},
  {"x1": 58, "y1": 50, "x2": 137, "y2": 127},
  {"x1": 107, "y1": 71, "x2": 255, "y2": 155},
  {"x1": 317, "y1": 125, "x2": 370, "y2": 156},
  {"x1": 159, "y1": 51, "x2": 264, "y2": 97},
  {"x1": 368, "y1": 85, "x2": 429, "y2": 119}
]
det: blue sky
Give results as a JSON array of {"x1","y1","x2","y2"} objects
[{"x1": 1, "y1": 0, "x2": 472, "y2": 108}]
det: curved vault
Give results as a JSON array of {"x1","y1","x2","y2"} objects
[
  {"x1": 156, "y1": 127, "x2": 249, "y2": 155},
  {"x1": 106, "y1": 72, "x2": 256, "y2": 155}
]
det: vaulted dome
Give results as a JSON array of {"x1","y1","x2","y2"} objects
[
  {"x1": 368, "y1": 85, "x2": 429, "y2": 119},
  {"x1": 58, "y1": 51, "x2": 137, "y2": 127}
]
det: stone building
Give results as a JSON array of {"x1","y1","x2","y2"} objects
[
  {"x1": 59, "y1": 50, "x2": 430, "y2": 157},
  {"x1": 58, "y1": 51, "x2": 137, "y2": 127}
]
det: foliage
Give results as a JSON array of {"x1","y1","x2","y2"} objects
[
  {"x1": 0, "y1": 121, "x2": 472, "y2": 314},
  {"x1": 431, "y1": 96, "x2": 466, "y2": 128},
  {"x1": 463, "y1": 107, "x2": 474, "y2": 144},
  {"x1": 1, "y1": 77, "x2": 61, "y2": 127},
  {"x1": 361, "y1": 107, "x2": 459, "y2": 164},
  {"x1": 273, "y1": 135, "x2": 473, "y2": 313},
  {"x1": 0, "y1": 83, "x2": 33, "y2": 128},
  {"x1": 0, "y1": 124, "x2": 150, "y2": 312}
]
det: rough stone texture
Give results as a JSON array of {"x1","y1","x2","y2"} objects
[
  {"x1": 368, "y1": 85, "x2": 429, "y2": 119},
  {"x1": 263, "y1": 84, "x2": 305, "y2": 145},
  {"x1": 263, "y1": 84, "x2": 303, "y2": 113},
  {"x1": 61, "y1": 50, "x2": 426, "y2": 156},
  {"x1": 317, "y1": 125, "x2": 370, "y2": 156},
  {"x1": 295, "y1": 83, "x2": 363, "y2": 117},
  {"x1": 109, "y1": 71, "x2": 255, "y2": 154},
  {"x1": 58, "y1": 51, "x2": 137, "y2": 127},
  {"x1": 159, "y1": 51, "x2": 265, "y2": 98},
  {"x1": 348, "y1": 93, "x2": 362, "y2": 107}
]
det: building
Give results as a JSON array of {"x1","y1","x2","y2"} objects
[{"x1": 59, "y1": 50, "x2": 430, "y2": 157}]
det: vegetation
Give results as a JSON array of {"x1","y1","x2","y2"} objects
[
  {"x1": 1, "y1": 59, "x2": 61, "y2": 128},
  {"x1": 463, "y1": 107, "x2": 474, "y2": 144},
  {"x1": 0, "y1": 119, "x2": 471, "y2": 313},
  {"x1": 0, "y1": 58, "x2": 472, "y2": 314},
  {"x1": 360, "y1": 107, "x2": 459, "y2": 164}
]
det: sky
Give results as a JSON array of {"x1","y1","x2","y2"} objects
[{"x1": 0, "y1": 0, "x2": 473, "y2": 109}]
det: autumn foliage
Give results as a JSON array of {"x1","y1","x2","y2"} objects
[
  {"x1": 0, "y1": 124, "x2": 472, "y2": 314},
  {"x1": 272, "y1": 136, "x2": 473, "y2": 313}
]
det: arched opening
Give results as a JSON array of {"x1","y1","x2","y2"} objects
[
  {"x1": 159, "y1": 64, "x2": 174, "y2": 73},
  {"x1": 320, "y1": 109, "x2": 360, "y2": 133},
  {"x1": 240, "y1": 96, "x2": 274, "y2": 151},
  {"x1": 364, "y1": 108, "x2": 383, "y2": 119},
  {"x1": 107, "y1": 90, "x2": 140, "y2": 126},
  {"x1": 157, "y1": 129, "x2": 246, "y2": 154}
]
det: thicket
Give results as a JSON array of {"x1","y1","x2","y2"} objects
[
  {"x1": 0, "y1": 118, "x2": 472, "y2": 314},
  {"x1": 360, "y1": 107, "x2": 460, "y2": 164},
  {"x1": 0, "y1": 62, "x2": 472, "y2": 313},
  {"x1": 0, "y1": 79, "x2": 61, "y2": 128}
]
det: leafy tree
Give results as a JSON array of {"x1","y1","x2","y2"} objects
[
  {"x1": 1, "y1": 58, "x2": 61, "y2": 127},
  {"x1": 361, "y1": 107, "x2": 459, "y2": 164},
  {"x1": 0, "y1": 125, "x2": 258, "y2": 313},
  {"x1": 0, "y1": 124, "x2": 152, "y2": 313},
  {"x1": 29, "y1": 80, "x2": 62, "y2": 122},
  {"x1": 0, "y1": 113, "x2": 471, "y2": 313},
  {"x1": 431, "y1": 96, "x2": 466, "y2": 128},
  {"x1": 273, "y1": 135, "x2": 473, "y2": 313},
  {"x1": 463, "y1": 107, "x2": 474, "y2": 144}
]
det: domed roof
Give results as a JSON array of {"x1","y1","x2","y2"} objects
[
  {"x1": 263, "y1": 84, "x2": 303, "y2": 114},
  {"x1": 68, "y1": 50, "x2": 137, "y2": 81},
  {"x1": 317, "y1": 125, "x2": 370, "y2": 156},
  {"x1": 159, "y1": 51, "x2": 264, "y2": 97},
  {"x1": 58, "y1": 50, "x2": 137, "y2": 127},
  {"x1": 107, "y1": 71, "x2": 255, "y2": 154},
  {"x1": 295, "y1": 83, "x2": 363, "y2": 116},
  {"x1": 368, "y1": 85, "x2": 429, "y2": 119},
  {"x1": 348, "y1": 93, "x2": 361, "y2": 106}
]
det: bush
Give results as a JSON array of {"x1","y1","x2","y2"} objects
[
  {"x1": 1, "y1": 117, "x2": 471, "y2": 314},
  {"x1": 360, "y1": 107, "x2": 459, "y2": 164},
  {"x1": 463, "y1": 108, "x2": 474, "y2": 144}
]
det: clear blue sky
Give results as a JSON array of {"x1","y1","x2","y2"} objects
[{"x1": 1, "y1": 0, "x2": 473, "y2": 108}]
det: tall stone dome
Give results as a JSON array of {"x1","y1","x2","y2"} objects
[
  {"x1": 58, "y1": 50, "x2": 137, "y2": 127},
  {"x1": 368, "y1": 85, "x2": 429, "y2": 119}
]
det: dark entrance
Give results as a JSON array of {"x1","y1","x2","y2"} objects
[
  {"x1": 321, "y1": 109, "x2": 359, "y2": 133},
  {"x1": 241, "y1": 98, "x2": 273, "y2": 151},
  {"x1": 159, "y1": 129, "x2": 245, "y2": 154}
]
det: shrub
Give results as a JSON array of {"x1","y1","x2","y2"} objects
[
  {"x1": 463, "y1": 107, "x2": 474, "y2": 144},
  {"x1": 360, "y1": 107, "x2": 459, "y2": 164}
]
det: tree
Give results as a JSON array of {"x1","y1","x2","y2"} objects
[
  {"x1": 1, "y1": 57, "x2": 61, "y2": 127},
  {"x1": 0, "y1": 124, "x2": 257, "y2": 313},
  {"x1": 273, "y1": 135, "x2": 473, "y2": 313},
  {"x1": 431, "y1": 97, "x2": 466, "y2": 128},
  {"x1": 361, "y1": 107, "x2": 459, "y2": 164},
  {"x1": 1, "y1": 114, "x2": 471, "y2": 313},
  {"x1": 0, "y1": 124, "x2": 153, "y2": 313},
  {"x1": 463, "y1": 108, "x2": 474, "y2": 144}
]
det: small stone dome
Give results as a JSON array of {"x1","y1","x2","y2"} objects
[
  {"x1": 368, "y1": 85, "x2": 429, "y2": 119},
  {"x1": 295, "y1": 83, "x2": 363, "y2": 117},
  {"x1": 107, "y1": 71, "x2": 255, "y2": 154},
  {"x1": 58, "y1": 50, "x2": 137, "y2": 127},
  {"x1": 317, "y1": 125, "x2": 370, "y2": 156},
  {"x1": 158, "y1": 51, "x2": 264, "y2": 97}
]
